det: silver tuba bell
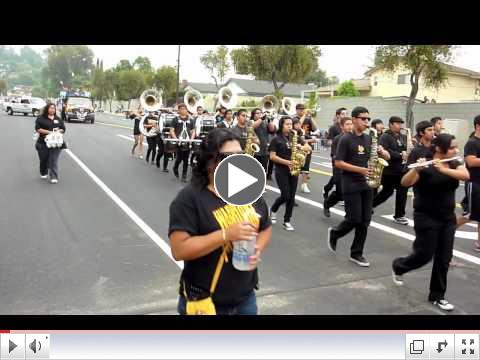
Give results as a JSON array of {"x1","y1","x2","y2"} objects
[
  {"x1": 260, "y1": 95, "x2": 280, "y2": 115},
  {"x1": 139, "y1": 89, "x2": 162, "y2": 137},
  {"x1": 184, "y1": 88, "x2": 203, "y2": 114},
  {"x1": 217, "y1": 86, "x2": 237, "y2": 109},
  {"x1": 281, "y1": 97, "x2": 296, "y2": 116}
]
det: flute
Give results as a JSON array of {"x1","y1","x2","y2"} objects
[{"x1": 407, "y1": 155, "x2": 463, "y2": 169}]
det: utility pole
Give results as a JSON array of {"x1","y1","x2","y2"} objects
[{"x1": 176, "y1": 45, "x2": 180, "y2": 106}]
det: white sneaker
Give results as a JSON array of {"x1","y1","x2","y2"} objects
[
  {"x1": 50, "y1": 179, "x2": 58, "y2": 184},
  {"x1": 302, "y1": 183, "x2": 311, "y2": 193},
  {"x1": 270, "y1": 209, "x2": 277, "y2": 224},
  {"x1": 392, "y1": 270, "x2": 404, "y2": 286},
  {"x1": 432, "y1": 299, "x2": 455, "y2": 311},
  {"x1": 282, "y1": 222, "x2": 295, "y2": 231},
  {"x1": 394, "y1": 216, "x2": 409, "y2": 226},
  {"x1": 138, "y1": 155, "x2": 144, "y2": 160},
  {"x1": 40, "y1": 175, "x2": 48, "y2": 179},
  {"x1": 340, "y1": 201, "x2": 345, "y2": 207}
]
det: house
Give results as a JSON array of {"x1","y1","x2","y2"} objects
[
  {"x1": 315, "y1": 79, "x2": 372, "y2": 98},
  {"x1": 365, "y1": 63, "x2": 480, "y2": 103},
  {"x1": 182, "y1": 77, "x2": 316, "y2": 111}
]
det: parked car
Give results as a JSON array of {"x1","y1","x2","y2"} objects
[{"x1": 4, "y1": 97, "x2": 46, "y2": 117}]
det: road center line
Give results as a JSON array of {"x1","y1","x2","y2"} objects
[{"x1": 64, "y1": 149, "x2": 183, "y2": 270}]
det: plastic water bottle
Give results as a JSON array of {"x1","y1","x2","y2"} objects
[{"x1": 232, "y1": 235, "x2": 256, "y2": 271}]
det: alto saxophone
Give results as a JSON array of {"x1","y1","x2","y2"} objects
[
  {"x1": 245, "y1": 120, "x2": 260, "y2": 157},
  {"x1": 290, "y1": 130, "x2": 306, "y2": 176},
  {"x1": 366, "y1": 128, "x2": 389, "y2": 188}
]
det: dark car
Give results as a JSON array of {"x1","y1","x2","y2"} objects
[{"x1": 63, "y1": 96, "x2": 95, "y2": 124}]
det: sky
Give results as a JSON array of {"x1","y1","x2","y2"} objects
[{"x1": 9, "y1": 45, "x2": 480, "y2": 84}]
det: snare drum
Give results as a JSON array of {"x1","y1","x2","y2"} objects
[{"x1": 164, "y1": 138, "x2": 179, "y2": 153}]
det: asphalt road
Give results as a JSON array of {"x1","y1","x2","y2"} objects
[{"x1": 2, "y1": 111, "x2": 480, "y2": 315}]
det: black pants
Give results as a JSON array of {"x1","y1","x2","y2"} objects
[
  {"x1": 255, "y1": 154, "x2": 268, "y2": 173},
  {"x1": 146, "y1": 136, "x2": 157, "y2": 163},
  {"x1": 271, "y1": 170, "x2": 298, "y2": 223},
  {"x1": 393, "y1": 212, "x2": 456, "y2": 302},
  {"x1": 331, "y1": 189, "x2": 373, "y2": 257},
  {"x1": 373, "y1": 174, "x2": 408, "y2": 218},
  {"x1": 155, "y1": 139, "x2": 168, "y2": 170},
  {"x1": 324, "y1": 176, "x2": 335, "y2": 195},
  {"x1": 324, "y1": 179, "x2": 343, "y2": 209},
  {"x1": 36, "y1": 142, "x2": 62, "y2": 179},
  {"x1": 174, "y1": 148, "x2": 190, "y2": 178}
]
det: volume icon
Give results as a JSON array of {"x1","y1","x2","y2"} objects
[{"x1": 29, "y1": 339, "x2": 41, "y2": 354}]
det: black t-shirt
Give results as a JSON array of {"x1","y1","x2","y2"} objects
[
  {"x1": 254, "y1": 120, "x2": 271, "y2": 156},
  {"x1": 171, "y1": 115, "x2": 194, "y2": 138},
  {"x1": 35, "y1": 115, "x2": 66, "y2": 145},
  {"x1": 168, "y1": 185, "x2": 271, "y2": 306},
  {"x1": 217, "y1": 120, "x2": 234, "y2": 129},
  {"x1": 378, "y1": 130, "x2": 407, "y2": 175},
  {"x1": 335, "y1": 132, "x2": 372, "y2": 193},
  {"x1": 215, "y1": 114, "x2": 224, "y2": 124},
  {"x1": 328, "y1": 123, "x2": 341, "y2": 140},
  {"x1": 412, "y1": 159, "x2": 461, "y2": 221},
  {"x1": 464, "y1": 136, "x2": 480, "y2": 184},
  {"x1": 293, "y1": 115, "x2": 317, "y2": 139},
  {"x1": 232, "y1": 125, "x2": 248, "y2": 150},
  {"x1": 406, "y1": 143, "x2": 434, "y2": 165},
  {"x1": 268, "y1": 133, "x2": 304, "y2": 173},
  {"x1": 331, "y1": 133, "x2": 344, "y2": 179}
]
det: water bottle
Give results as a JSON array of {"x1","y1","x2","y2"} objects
[{"x1": 232, "y1": 235, "x2": 256, "y2": 271}]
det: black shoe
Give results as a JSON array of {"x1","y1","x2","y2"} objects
[
  {"x1": 163, "y1": 168, "x2": 169, "y2": 173},
  {"x1": 327, "y1": 227, "x2": 337, "y2": 252},
  {"x1": 349, "y1": 255, "x2": 370, "y2": 267},
  {"x1": 323, "y1": 203, "x2": 331, "y2": 218}
]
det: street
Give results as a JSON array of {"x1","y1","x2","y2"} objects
[{"x1": 2, "y1": 111, "x2": 480, "y2": 315}]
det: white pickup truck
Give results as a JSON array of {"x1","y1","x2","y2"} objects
[{"x1": 3, "y1": 97, "x2": 46, "y2": 117}]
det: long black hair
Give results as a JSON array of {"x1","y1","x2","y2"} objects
[
  {"x1": 40, "y1": 102, "x2": 56, "y2": 118},
  {"x1": 277, "y1": 115, "x2": 293, "y2": 135},
  {"x1": 432, "y1": 133, "x2": 455, "y2": 154},
  {"x1": 191, "y1": 128, "x2": 241, "y2": 189}
]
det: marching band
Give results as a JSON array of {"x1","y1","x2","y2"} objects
[{"x1": 35, "y1": 84, "x2": 480, "y2": 314}]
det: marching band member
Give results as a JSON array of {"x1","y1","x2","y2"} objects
[
  {"x1": 431, "y1": 116, "x2": 443, "y2": 137},
  {"x1": 215, "y1": 106, "x2": 227, "y2": 125},
  {"x1": 217, "y1": 109, "x2": 235, "y2": 128},
  {"x1": 456, "y1": 115, "x2": 480, "y2": 252},
  {"x1": 370, "y1": 119, "x2": 385, "y2": 136},
  {"x1": 252, "y1": 108, "x2": 276, "y2": 173},
  {"x1": 269, "y1": 116, "x2": 310, "y2": 231},
  {"x1": 327, "y1": 106, "x2": 389, "y2": 267},
  {"x1": 144, "y1": 115, "x2": 159, "y2": 165},
  {"x1": 170, "y1": 103, "x2": 195, "y2": 182},
  {"x1": 231, "y1": 109, "x2": 258, "y2": 150},
  {"x1": 324, "y1": 107, "x2": 347, "y2": 199},
  {"x1": 392, "y1": 133, "x2": 469, "y2": 311},
  {"x1": 323, "y1": 117, "x2": 353, "y2": 217},
  {"x1": 130, "y1": 111, "x2": 144, "y2": 159},
  {"x1": 293, "y1": 104, "x2": 317, "y2": 194},
  {"x1": 35, "y1": 102, "x2": 66, "y2": 184},
  {"x1": 169, "y1": 128, "x2": 272, "y2": 315},
  {"x1": 372, "y1": 116, "x2": 409, "y2": 225}
]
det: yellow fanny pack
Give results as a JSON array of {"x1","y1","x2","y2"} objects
[{"x1": 183, "y1": 245, "x2": 229, "y2": 315}]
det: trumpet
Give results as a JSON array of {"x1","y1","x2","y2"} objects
[{"x1": 407, "y1": 156, "x2": 463, "y2": 169}]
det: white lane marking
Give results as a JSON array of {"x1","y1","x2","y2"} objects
[
  {"x1": 265, "y1": 185, "x2": 480, "y2": 266},
  {"x1": 117, "y1": 134, "x2": 148, "y2": 146},
  {"x1": 311, "y1": 161, "x2": 333, "y2": 169},
  {"x1": 381, "y1": 215, "x2": 478, "y2": 240},
  {"x1": 65, "y1": 149, "x2": 183, "y2": 269},
  {"x1": 311, "y1": 154, "x2": 331, "y2": 160}
]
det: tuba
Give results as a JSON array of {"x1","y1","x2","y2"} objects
[
  {"x1": 217, "y1": 86, "x2": 237, "y2": 109},
  {"x1": 366, "y1": 128, "x2": 389, "y2": 188},
  {"x1": 290, "y1": 130, "x2": 306, "y2": 176},
  {"x1": 184, "y1": 88, "x2": 203, "y2": 114},
  {"x1": 281, "y1": 97, "x2": 296, "y2": 116},
  {"x1": 139, "y1": 89, "x2": 162, "y2": 137},
  {"x1": 245, "y1": 120, "x2": 260, "y2": 156},
  {"x1": 260, "y1": 95, "x2": 280, "y2": 115}
]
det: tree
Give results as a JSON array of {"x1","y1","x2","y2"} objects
[
  {"x1": 306, "y1": 91, "x2": 319, "y2": 110},
  {"x1": 115, "y1": 70, "x2": 146, "y2": 110},
  {"x1": 0, "y1": 79, "x2": 7, "y2": 96},
  {"x1": 151, "y1": 66, "x2": 177, "y2": 105},
  {"x1": 305, "y1": 68, "x2": 329, "y2": 87},
  {"x1": 43, "y1": 45, "x2": 94, "y2": 90},
  {"x1": 114, "y1": 60, "x2": 133, "y2": 72},
  {"x1": 231, "y1": 45, "x2": 321, "y2": 95},
  {"x1": 373, "y1": 45, "x2": 455, "y2": 129},
  {"x1": 133, "y1": 56, "x2": 153, "y2": 73},
  {"x1": 336, "y1": 80, "x2": 360, "y2": 97},
  {"x1": 104, "y1": 70, "x2": 118, "y2": 112},
  {"x1": 200, "y1": 45, "x2": 230, "y2": 89}
]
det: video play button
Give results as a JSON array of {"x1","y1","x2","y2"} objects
[
  {"x1": 9, "y1": 340, "x2": 17, "y2": 353},
  {"x1": 214, "y1": 154, "x2": 266, "y2": 206}
]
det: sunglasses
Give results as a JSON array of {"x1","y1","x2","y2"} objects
[
  {"x1": 356, "y1": 116, "x2": 371, "y2": 121},
  {"x1": 218, "y1": 151, "x2": 245, "y2": 160}
]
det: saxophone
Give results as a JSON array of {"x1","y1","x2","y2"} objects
[
  {"x1": 290, "y1": 130, "x2": 306, "y2": 176},
  {"x1": 366, "y1": 128, "x2": 389, "y2": 188},
  {"x1": 402, "y1": 127, "x2": 414, "y2": 165},
  {"x1": 245, "y1": 120, "x2": 260, "y2": 157}
]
